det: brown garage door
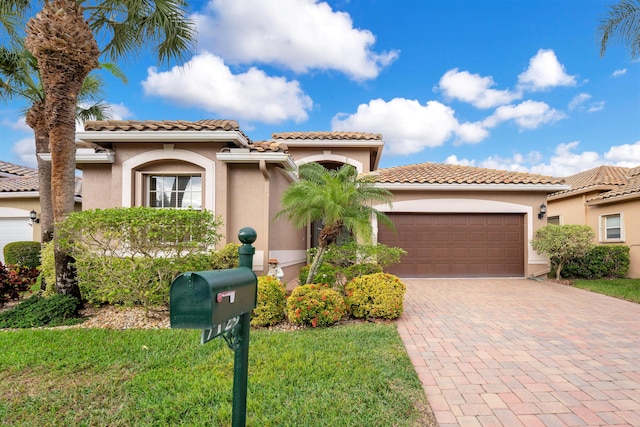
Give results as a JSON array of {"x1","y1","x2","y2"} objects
[{"x1": 378, "y1": 213, "x2": 524, "y2": 278}]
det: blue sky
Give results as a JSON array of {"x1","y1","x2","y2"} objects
[{"x1": 1, "y1": 0, "x2": 639, "y2": 176}]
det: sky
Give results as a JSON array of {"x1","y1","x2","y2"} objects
[{"x1": 1, "y1": 0, "x2": 639, "y2": 176}]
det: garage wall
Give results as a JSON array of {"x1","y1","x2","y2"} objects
[
  {"x1": 374, "y1": 191, "x2": 551, "y2": 277},
  {"x1": 0, "y1": 207, "x2": 35, "y2": 264}
]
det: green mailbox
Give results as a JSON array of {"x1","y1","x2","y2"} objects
[{"x1": 169, "y1": 267, "x2": 257, "y2": 332}]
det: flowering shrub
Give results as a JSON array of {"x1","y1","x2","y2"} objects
[
  {"x1": 0, "y1": 262, "x2": 38, "y2": 307},
  {"x1": 251, "y1": 276, "x2": 286, "y2": 327},
  {"x1": 345, "y1": 273, "x2": 406, "y2": 320},
  {"x1": 286, "y1": 284, "x2": 346, "y2": 327},
  {"x1": 342, "y1": 263, "x2": 383, "y2": 282}
]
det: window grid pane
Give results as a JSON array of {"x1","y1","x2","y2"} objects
[
  {"x1": 148, "y1": 175, "x2": 202, "y2": 209},
  {"x1": 604, "y1": 215, "x2": 621, "y2": 240}
]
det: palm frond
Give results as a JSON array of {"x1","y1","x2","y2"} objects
[{"x1": 598, "y1": 0, "x2": 640, "y2": 58}]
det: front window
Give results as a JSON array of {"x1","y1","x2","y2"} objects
[
  {"x1": 547, "y1": 215, "x2": 560, "y2": 225},
  {"x1": 148, "y1": 174, "x2": 202, "y2": 209},
  {"x1": 600, "y1": 213, "x2": 624, "y2": 242}
]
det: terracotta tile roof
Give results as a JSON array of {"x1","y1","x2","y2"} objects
[
  {"x1": 84, "y1": 119, "x2": 240, "y2": 132},
  {"x1": 365, "y1": 162, "x2": 563, "y2": 185},
  {"x1": 0, "y1": 161, "x2": 38, "y2": 178},
  {"x1": 249, "y1": 141, "x2": 288, "y2": 153},
  {"x1": 0, "y1": 176, "x2": 39, "y2": 192},
  {"x1": 587, "y1": 176, "x2": 640, "y2": 202},
  {"x1": 562, "y1": 165, "x2": 629, "y2": 191},
  {"x1": 272, "y1": 131, "x2": 382, "y2": 141}
]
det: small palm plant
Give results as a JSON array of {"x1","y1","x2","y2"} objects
[{"x1": 277, "y1": 163, "x2": 394, "y2": 284}]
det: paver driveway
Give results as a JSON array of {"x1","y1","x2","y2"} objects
[{"x1": 397, "y1": 279, "x2": 640, "y2": 427}]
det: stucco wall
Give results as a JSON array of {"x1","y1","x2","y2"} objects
[{"x1": 549, "y1": 194, "x2": 639, "y2": 278}]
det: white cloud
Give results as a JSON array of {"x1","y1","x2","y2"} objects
[
  {"x1": 107, "y1": 103, "x2": 133, "y2": 121},
  {"x1": 612, "y1": 68, "x2": 627, "y2": 77},
  {"x1": 454, "y1": 122, "x2": 489, "y2": 144},
  {"x1": 142, "y1": 52, "x2": 312, "y2": 124},
  {"x1": 604, "y1": 141, "x2": 640, "y2": 166},
  {"x1": 517, "y1": 49, "x2": 577, "y2": 91},
  {"x1": 529, "y1": 142, "x2": 602, "y2": 176},
  {"x1": 13, "y1": 137, "x2": 37, "y2": 168},
  {"x1": 437, "y1": 68, "x2": 521, "y2": 109},
  {"x1": 193, "y1": 0, "x2": 398, "y2": 80},
  {"x1": 444, "y1": 142, "x2": 639, "y2": 177},
  {"x1": 482, "y1": 100, "x2": 566, "y2": 130},
  {"x1": 586, "y1": 101, "x2": 605, "y2": 113},
  {"x1": 568, "y1": 93, "x2": 591, "y2": 110},
  {"x1": 568, "y1": 93, "x2": 604, "y2": 113},
  {"x1": 332, "y1": 98, "x2": 471, "y2": 155}
]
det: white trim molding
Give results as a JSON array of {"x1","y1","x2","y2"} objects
[
  {"x1": 295, "y1": 153, "x2": 364, "y2": 173},
  {"x1": 121, "y1": 149, "x2": 215, "y2": 211}
]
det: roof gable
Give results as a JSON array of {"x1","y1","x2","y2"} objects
[{"x1": 550, "y1": 165, "x2": 640, "y2": 204}]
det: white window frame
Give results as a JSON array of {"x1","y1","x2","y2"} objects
[
  {"x1": 145, "y1": 173, "x2": 203, "y2": 210},
  {"x1": 599, "y1": 212, "x2": 624, "y2": 243}
]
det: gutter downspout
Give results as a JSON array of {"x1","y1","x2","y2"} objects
[{"x1": 260, "y1": 160, "x2": 270, "y2": 273}]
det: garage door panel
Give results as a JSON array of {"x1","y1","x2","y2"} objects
[{"x1": 379, "y1": 213, "x2": 524, "y2": 278}]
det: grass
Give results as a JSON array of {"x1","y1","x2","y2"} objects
[
  {"x1": 0, "y1": 323, "x2": 431, "y2": 426},
  {"x1": 571, "y1": 278, "x2": 640, "y2": 303}
]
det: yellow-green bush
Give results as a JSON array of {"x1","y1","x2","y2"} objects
[
  {"x1": 251, "y1": 276, "x2": 286, "y2": 327},
  {"x1": 345, "y1": 273, "x2": 406, "y2": 320},
  {"x1": 286, "y1": 284, "x2": 346, "y2": 327}
]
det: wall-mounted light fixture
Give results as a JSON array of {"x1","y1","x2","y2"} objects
[
  {"x1": 538, "y1": 203, "x2": 547, "y2": 220},
  {"x1": 29, "y1": 209, "x2": 40, "y2": 226}
]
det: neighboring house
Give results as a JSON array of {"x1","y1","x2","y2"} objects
[
  {"x1": 0, "y1": 161, "x2": 40, "y2": 263},
  {"x1": 548, "y1": 165, "x2": 640, "y2": 278},
  {"x1": 71, "y1": 119, "x2": 568, "y2": 280},
  {"x1": 0, "y1": 160, "x2": 82, "y2": 264}
]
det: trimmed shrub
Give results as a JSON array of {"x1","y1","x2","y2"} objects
[
  {"x1": 287, "y1": 284, "x2": 346, "y2": 327},
  {"x1": 562, "y1": 245, "x2": 630, "y2": 279},
  {"x1": 298, "y1": 263, "x2": 339, "y2": 287},
  {"x1": 3, "y1": 241, "x2": 41, "y2": 268},
  {"x1": 311, "y1": 241, "x2": 407, "y2": 269},
  {"x1": 251, "y1": 276, "x2": 286, "y2": 327},
  {"x1": 342, "y1": 263, "x2": 383, "y2": 282},
  {"x1": 0, "y1": 294, "x2": 81, "y2": 328},
  {"x1": 345, "y1": 273, "x2": 406, "y2": 320}
]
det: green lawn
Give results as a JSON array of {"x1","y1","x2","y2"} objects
[
  {"x1": 572, "y1": 278, "x2": 640, "y2": 303},
  {"x1": 0, "y1": 323, "x2": 431, "y2": 426}
]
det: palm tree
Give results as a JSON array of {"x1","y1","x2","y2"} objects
[
  {"x1": 277, "y1": 163, "x2": 394, "y2": 285},
  {"x1": 598, "y1": 0, "x2": 640, "y2": 59},
  {"x1": 1, "y1": 45, "x2": 116, "y2": 245},
  {"x1": 1, "y1": 0, "x2": 195, "y2": 298}
]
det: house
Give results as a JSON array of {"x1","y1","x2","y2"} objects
[
  {"x1": 0, "y1": 160, "x2": 82, "y2": 264},
  {"x1": 0, "y1": 161, "x2": 40, "y2": 263},
  {"x1": 548, "y1": 165, "x2": 640, "y2": 278},
  {"x1": 70, "y1": 119, "x2": 568, "y2": 280}
]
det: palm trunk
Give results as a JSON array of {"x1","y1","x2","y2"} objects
[
  {"x1": 25, "y1": 101, "x2": 53, "y2": 244},
  {"x1": 25, "y1": 0, "x2": 99, "y2": 301},
  {"x1": 306, "y1": 243, "x2": 327, "y2": 284}
]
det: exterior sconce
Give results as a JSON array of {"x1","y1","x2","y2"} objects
[
  {"x1": 538, "y1": 203, "x2": 547, "y2": 220},
  {"x1": 29, "y1": 209, "x2": 40, "y2": 226}
]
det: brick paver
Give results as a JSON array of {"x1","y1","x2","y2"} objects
[{"x1": 397, "y1": 279, "x2": 640, "y2": 426}]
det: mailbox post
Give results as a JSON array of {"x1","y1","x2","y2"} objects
[{"x1": 169, "y1": 227, "x2": 258, "y2": 427}]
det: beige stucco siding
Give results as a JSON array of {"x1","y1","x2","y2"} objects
[{"x1": 288, "y1": 147, "x2": 374, "y2": 173}]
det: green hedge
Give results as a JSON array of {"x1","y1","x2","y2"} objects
[
  {"x1": 561, "y1": 245, "x2": 630, "y2": 279},
  {"x1": 3, "y1": 241, "x2": 41, "y2": 268}
]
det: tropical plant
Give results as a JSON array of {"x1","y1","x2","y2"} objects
[
  {"x1": 0, "y1": 0, "x2": 196, "y2": 299},
  {"x1": 0, "y1": 44, "x2": 119, "y2": 244},
  {"x1": 598, "y1": 0, "x2": 640, "y2": 59},
  {"x1": 531, "y1": 224, "x2": 595, "y2": 280},
  {"x1": 277, "y1": 163, "x2": 394, "y2": 284}
]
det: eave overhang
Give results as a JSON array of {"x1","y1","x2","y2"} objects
[{"x1": 77, "y1": 130, "x2": 250, "y2": 147}]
